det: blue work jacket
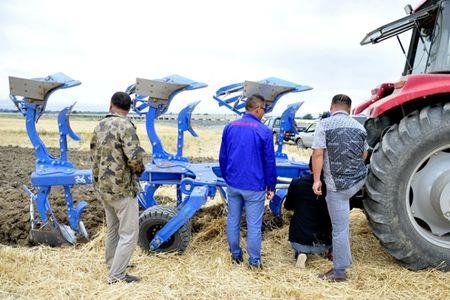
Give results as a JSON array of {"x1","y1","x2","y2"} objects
[{"x1": 219, "y1": 113, "x2": 277, "y2": 192}]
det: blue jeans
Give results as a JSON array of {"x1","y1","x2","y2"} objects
[
  {"x1": 326, "y1": 179, "x2": 365, "y2": 274},
  {"x1": 291, "y1": 242, "x2": 331, "y2": 255},
  {"x1": 226, "y1": 186, "x2": 265, "y2": 266}
]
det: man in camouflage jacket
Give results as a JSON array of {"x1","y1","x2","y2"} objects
[{"x1": 90, "y1": 91, "x2": 145, "y2": 283}]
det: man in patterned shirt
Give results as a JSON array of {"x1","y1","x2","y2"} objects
[
  {"x1": 90, "y1": 92, "x2": 145, "y2": 283},
  {"x1": 311, "y1": 94, "x2": 368, "y2": 282}
]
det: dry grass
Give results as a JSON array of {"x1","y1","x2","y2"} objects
[
  {"x1": 1, "y1": 208, "x2": 449, "y2": 299},
  {"x1": 1, "y1": 116, "x2": 449, "y2": 299},
  {"x1": 0, "y1": 116, "x2": 307, "y2": 159},
  {"x1": 0, "y1": 116, "x2": 223, "y2": 157}
]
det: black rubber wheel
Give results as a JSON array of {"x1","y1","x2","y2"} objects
[
  {"x1": 296, "y1": 137, "x2": 305, "y2": 149},
  {"x1": 138, "y1": 205, "x2": 191, "y2": 253},
  {"x1": 365, "y1": 104, "x2": 450, "y2": 270}
]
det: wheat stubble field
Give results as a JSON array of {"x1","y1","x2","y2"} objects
[{"x1": 0, "y1": 115, "x2": 449, "y2": 299}]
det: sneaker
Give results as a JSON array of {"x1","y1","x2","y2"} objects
[
  {"x1": 109, "y1": 274, "x2": 141, "y2": 284},
  {"x1": 231, "y1": 255, "x2": 244, "y2": 264},
  {"x1": 295, "y1": 253, "x2": 307, "y2": 269},
  {"x1": 318, "y1": 269, "x2": 347, "y2": 282}
]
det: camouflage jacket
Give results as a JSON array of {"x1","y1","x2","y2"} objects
[{"x1": 90, "y1": 113, "x2": 145, "y2": 201}]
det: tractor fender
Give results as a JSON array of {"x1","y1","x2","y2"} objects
[{"x1": 357, "y1": 74, "x2": 450, "y2": 118}]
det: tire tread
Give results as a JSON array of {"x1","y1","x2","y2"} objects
[{"x1": 365, "y1": 104, "x2": 450, "y2": 271}]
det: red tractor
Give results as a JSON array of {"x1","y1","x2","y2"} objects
[{"x1": 356, "y1": 0, "x2": 450, "y2": 270}]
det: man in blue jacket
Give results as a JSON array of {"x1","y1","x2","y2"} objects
[{"x1": 219, "y1": 94, "x2": 277, "y2": 268}]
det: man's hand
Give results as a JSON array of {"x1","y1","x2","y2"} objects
[
  {"x1": 312, "y1": 180, "x2": 322, "y2": 196},
  {"x1": 266, "y1": 190, "x2": 275, "y2": 201}
]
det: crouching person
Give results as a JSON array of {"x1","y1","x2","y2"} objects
[
  {"x1": 90, "y1": 92, "x2": 146, "y2": 284},
  {"x1": 284, "y1": 158, "x2": 332, "y2": 268}
]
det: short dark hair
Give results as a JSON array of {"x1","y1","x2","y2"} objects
[
  {"x1": 245, "y1": 94, "x2": 265, "y2": 111},
  {"x1": 111, "y1": 92, "x2": 132, "y2": 111},
  {"x1": 331, "y1": 94, "x2": 352, "y2": 107}
]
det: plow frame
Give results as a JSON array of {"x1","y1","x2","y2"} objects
[
  {"x1": 132, "y1": 76, "x2": 312, "y2": 251},
  {"x1": 9, "y1": 73, "x2": 91, "y2": 245},
  {"x1": 10, "y1": 72, "x2": 313, "y2": 251}
]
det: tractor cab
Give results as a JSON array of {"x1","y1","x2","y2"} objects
[
  {"x1": 354, "y1": 0, "x2": 450, "y2": 120},
  {"x1": 361, "y1": 0, "x2": 447, "y2": 75}
]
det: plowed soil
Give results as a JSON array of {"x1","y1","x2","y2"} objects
[
  {"x1": 0, "y1": 146, "x2": 279, "y2": 246},
  {"x1": 0, "y1": 146, "x2": 103, "y2": 245}
]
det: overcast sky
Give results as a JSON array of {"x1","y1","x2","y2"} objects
[{"x1": 0, "y1": 0, "x2": 422, "y2": 115}]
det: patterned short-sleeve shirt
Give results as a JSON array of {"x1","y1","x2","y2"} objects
[{"x1": 312, "y1": 111, "x2": 368, "y2": 191}]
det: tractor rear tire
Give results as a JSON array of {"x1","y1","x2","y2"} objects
[
  {"x1": 138, "y1": 205, "x2": 191, "y2": 253},
  {"x1": 365, "y1": 104, "x2": 450, "y2": 270}
]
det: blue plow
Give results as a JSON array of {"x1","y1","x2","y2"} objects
[
  {"x1": 9, "y1": 73, "x2": 91, "y2": 245},
  {"x1": 10, "y1": 73, "x2": 312, "y2": 252},
  {"x1": 130, "y1": 75, "x2": 312, "y2": 252}
]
